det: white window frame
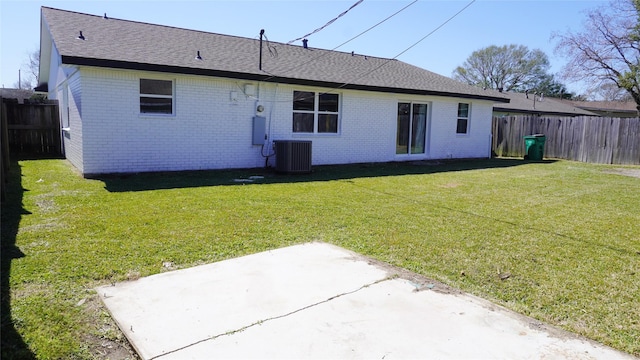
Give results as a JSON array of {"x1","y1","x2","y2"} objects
[
  {"x1": 61, "y1": 83, "x2": 70, "y2": 130},
  {"x1": 292, "y1": 90, "x2": 340, "y2": 134},
  {"x1": 139, "y1": 78, "x2": 175, "y2": 116},
  {"x1": 396, "y1": 101, "x2": 429, "y2": 155},
  {"x1": 456, "y1": 103, "x2": 470, "y2": 135}
]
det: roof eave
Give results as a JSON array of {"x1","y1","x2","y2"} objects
[
  {"x1": 576, "y1": 106, "x2": 637, "y2": 114},
  {"x1": 34, "y1": 83, "x2": 49, "y2": 93},
  {"x1": 493, "y1": 107, "x2": 593, "y2": 117},
  {"x1": 38, "y1": 9, "x2": 53, "y2": 93},
  {"x1": 61, "y1": 56, "x2": 510, "y2": 103}
]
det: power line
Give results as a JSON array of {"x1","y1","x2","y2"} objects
[
  {"x1": 287, "y1": 0, "x2": 365, "y2": 45},
  {"x1": 328, "y1": 1, "x2": 419, "y2": 57},
  {"x1": 393, "y1": 0, "x2": 476, "y2": 61},
  {"x1": 258, "y1": 0, "x2": 418, "y2": 85},
  {"x1": 333, "y1": 0, "x2": 477, "y2": 92},
  {"x1": 251, "y1": 0, "x2": 475, "y2": 103}
]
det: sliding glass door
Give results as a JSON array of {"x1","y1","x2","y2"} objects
[{"x1": 396, "y1": 102, "x2": 427, "y2": 155}]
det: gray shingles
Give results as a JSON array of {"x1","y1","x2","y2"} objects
[
  {"x1": 494, "y1": 92, "x2": 597, "y2": 116},
  {"x1": 42, "y1": 6, "x2": 508, "y2": 102},
  {"x1": 564, "y1": 100, "x2": 637, "y2": 113}
]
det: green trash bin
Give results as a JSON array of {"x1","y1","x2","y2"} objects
[{"x1": 524, "y1": 134, "x2": 546, "y2": 160}]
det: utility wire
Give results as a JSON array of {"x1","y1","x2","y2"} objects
[
  {"x1": 287, "y1": 0, "x2": 365, "y2": 45},
  {"x1": 333, "y1": 0, "x2": 477, "y2": 92},
  {"x1": 393, "y1": 0, "x2": 476, "y2": 61},
  {"x1": 252, "y1": 0, "x2": 475, "y2": 103},
  {"x1": 329, "y1": 0, "x2": 417, "y2": 54},
  {"x1": 259, "y1": 0, "x2": 418, "y2": 85}
]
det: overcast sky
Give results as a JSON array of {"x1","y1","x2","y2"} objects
[{"x1": 1, "y1": 0, "x2": 607, "y2": 94}]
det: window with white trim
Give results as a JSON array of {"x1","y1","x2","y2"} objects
[
  {"x1": 456, "y1": 103, "x2": 469, "y2": 134},
  {"x1": 140, "y1": 79, "x2": 174, "y2": 115},
  {"x1": 292, "y1": 91, "x2": 339, "y2": 133},
  {"x1": 61, "y1": 83, "x2": 70, "y2": 129},
  {"x1": 396, "y1": 102, "x2": 428, "y2": 154}
]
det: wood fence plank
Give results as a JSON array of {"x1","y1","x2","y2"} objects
[
  {"x1": 492, "y1": 115, "x2": 639, "y2": 165},
  {"x1": 3, "y1": 99, "x2": 61, "y2": 157}
]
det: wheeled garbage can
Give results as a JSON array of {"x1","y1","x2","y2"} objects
[{"x1": 524, "y1": 134, "x2": 546, "y2": 160}]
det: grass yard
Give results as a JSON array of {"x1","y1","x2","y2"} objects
[{"x1": 1, "y1": 158, "x2": 639, "y2": 359}]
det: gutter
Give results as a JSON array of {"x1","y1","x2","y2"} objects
[
  {"x1": 61, "y1": 55, "x2": 510, "y2": 103},
  {"x1": 493, "y1": 107, "x2": 595, "y2": 117}
]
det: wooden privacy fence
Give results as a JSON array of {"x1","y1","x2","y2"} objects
[
  {"x1": 1, "y1": 98, "x2": 61, "y2": 156},
  {"x1": 492, "y1": 115, "x2": 640, "y2": 165}
]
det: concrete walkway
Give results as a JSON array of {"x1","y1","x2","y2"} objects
[{"x1": 97, "y1": 242, "x2": 634, "y2": 359}]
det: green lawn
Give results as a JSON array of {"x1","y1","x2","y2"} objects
[{"x1": 2, "y1": 158, "x2": 639, "y2": 359}]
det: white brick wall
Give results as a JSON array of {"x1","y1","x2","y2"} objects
[
  {"x1": 65, "y1": 67, "x2": 494, "y2": 175},
  {"x1": 48, "y1": 44, "x2": 85, "y2": 173},
  {"x1": 64, "y1": 72, "x2": 84, "y2": 172},
  {"x1": 428, "y1": 98, "x2": 493, "y2": 160}
]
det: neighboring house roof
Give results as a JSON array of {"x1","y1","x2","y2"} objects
[
  {"x1": 562, "y1": 100, "x2": 638, "y2": 117},
  {"x1": 0, "y1": 88, "x2": 34, "y2": 101},
  {"x1": 493, "y1": 92, "x2": 597, "y2": 116},
  {"x1": 39, "y1": 7, "x2": 509, "y2": 103}
]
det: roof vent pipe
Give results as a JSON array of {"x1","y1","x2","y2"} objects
[
  {"x1": 302, "y1": 39, "x2": 308, "y2": 49},
  {"x1": 259, "y1": 29, "x2": 264, "y2": 71},
  {"x1": 103, "y1": 13, "x2": 108, "y2": 19},
  {"x1": 195, "y1": 50, "x2": 202, "y2": 60},
  {"x1": 77, "y1": 31, "x2": 85, "y2": 40}
]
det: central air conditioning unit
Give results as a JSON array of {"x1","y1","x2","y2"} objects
[{"x1": 274, "y1": 140, "x2": 312, "y2": 174}]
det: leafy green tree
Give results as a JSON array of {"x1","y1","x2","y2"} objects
[
  {"x1": 529, "y1": 74, "x2": 575, "y2": 99},
  {"x1": 452, "y1": 44, "x2": 551, "y2": 92},
  {"x1": 554, "y1": 0, "x2": 640, "y2": 112}
]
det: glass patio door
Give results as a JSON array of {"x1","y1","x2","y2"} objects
[{"x1": 396, "y1": 102, "x2": 427, "y2": 154}]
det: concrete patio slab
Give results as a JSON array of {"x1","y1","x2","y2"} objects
[{"x1": 97, "y1": 242, "x2": 634, "y2": 359}]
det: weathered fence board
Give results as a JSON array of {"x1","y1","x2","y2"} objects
[
  {"x1": 1, "y1": 98, "x2": 9, "y2": 201},
  {"x1": 492, "y1": 115, "x2": 640, "y2": 165},
  {"x1": 3, "y1": 99, "x2": 61, "y2": 156}
]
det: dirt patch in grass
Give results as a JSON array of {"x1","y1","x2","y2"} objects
[
  {"x1": 81, "y1": 293, "x2": 139, "y2": 359},
  {"x1": 34, "y1": 196, "x2": 56, "y2": 213},
  {"x1": 84, "y1": 330, "x2": 138, "y2": 360},
  {"x1": 605, "y1": 168, "x2": 640, "y2": 178},
  {"x1": 19, "y1": 221, "x2": 61, "y2": 234}
]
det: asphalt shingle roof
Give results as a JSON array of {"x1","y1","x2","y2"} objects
[
  {"x1": 563, "y1": 100, "x2": 638, "y2": 114},
  {"x1": 493, "y1": 92, "x2": 597, "y2": 116},
  {"x1": 0, "y1": 88, "x2": 33, "y2": 101},
  {"x1": 41, "y1": 7, "x2": 508, "y2": 102}
]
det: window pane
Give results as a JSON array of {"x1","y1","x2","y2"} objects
[
  {"x1": 293, "y1": 91, "x2": 315, "y2": 111},
  {"x1": 140, "y1": 97, "x2": 173, "y2": 114},
  {"x1": 293, "y1": 113, "x2": 314, "y2": 132},
  {"x1": 140, "y1": 79, "x2": 172, "y2": 96},
  {"x1": 396, "y1": 103, "x2": 410, "y2": 154},
  {"x1": 318, "y1": 114, "x2": 338, "y2": 133},
  {"x1": 457, "y1": 103, "x2": 469, "y2": 118},
  {"x1": 318, "y1": 93, "x2": 338, "y2": 112},
  {"x1": 457, "y1": 118, "x2": 468, "y2": 134},
  {"x1": 411, "y1": 104, "x2": 427, "y2": 154}
]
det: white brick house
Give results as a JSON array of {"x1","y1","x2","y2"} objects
[{"x1": 38, "y1": 7, "x2": 508, "y2": 176}]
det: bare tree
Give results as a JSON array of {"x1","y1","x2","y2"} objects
[
  {"x1": 12, "y1": 49, "x2": 39, "y2": 90},
  {"x1": 26, "y1": 49, "x2": 40, "y2": 85},
  {"x1": 587, "y1": 82, "x2": 634, "y2": 101},
  {"x1": 452, "y1": 44, "x2": 551, "y2": 92},
  {"x1": 554, "y1": 0, "x2": 640, "y2": 112},
  {"x1": 12, "y1": 77, "x2": 33, "y2": 90}
]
